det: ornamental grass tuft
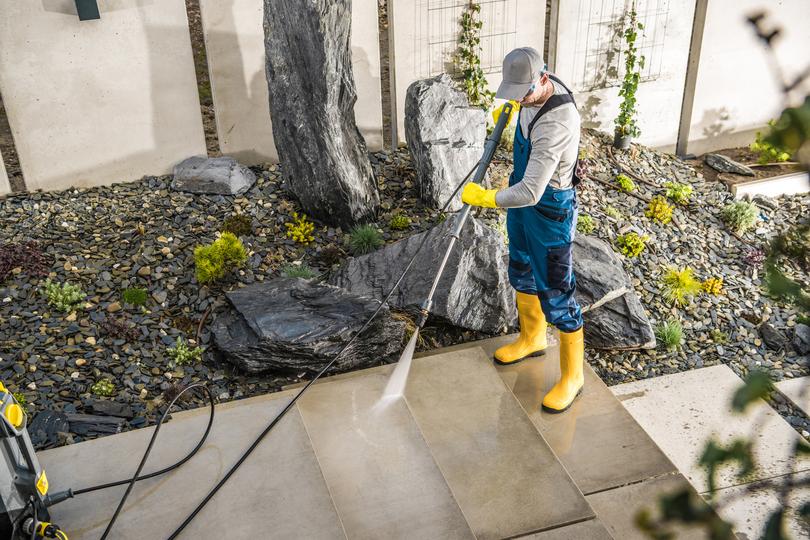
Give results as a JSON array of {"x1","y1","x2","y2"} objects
[
  {"x1": 193, "y1": 232, "x2": 247, "y2": 284},
  {"x1": 655, "y1": 319, "x2": 683, "y2": 351},
  {"x1": 348, "y1": 224, "x2": 384, "y2": 255},
  {"x1": 660, "y1": 266, "x2": 702, "y2": 307}
]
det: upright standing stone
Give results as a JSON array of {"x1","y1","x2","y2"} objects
[
  {"x1": 405, "y1": 74, "x2": 486, "y2": 212},
  {"x1": 264, "y1": 0, "x2": 379, "y2": 227}
]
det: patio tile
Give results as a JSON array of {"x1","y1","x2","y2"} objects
[
  {"x1": 297, "y1": 369, "x2": 474, "y2": 540},
  {"x1": 612, "y1": 365, "x2": 810, "y2": 492},
  {"x1": 775, "y1": 376, "x2": 810, "y2": 416},
  {"x1": 38, "y1": 392, "x2": 345, "y2": 539},
  {"x1": 587, "y1": 474, "x2": 709, "y2": 540},
  {"x1": 405, "y1": 347, "x2": 594, "y2": 539},
  {"x1": 516, "y1": 518, "x2": 614, "y2": 539}
]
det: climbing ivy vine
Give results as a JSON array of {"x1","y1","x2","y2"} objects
[
  {"x1": 455, "y1": 1, "x2": 494, "y2": 110},
  {"x1": 614, "y1": 5, "x2": 645, "y2": 139}
]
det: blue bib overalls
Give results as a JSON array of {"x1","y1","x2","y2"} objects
[{"x1": 505, "y1": 108, "x2": 584, "y2": 333}]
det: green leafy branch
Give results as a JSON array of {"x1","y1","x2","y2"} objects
[
  {"x1": 614, "y1": 5, "x2": 645, "y2": 138},
  {"x1": 455, "y1": 1, "x2": 494, "y2": 110}
]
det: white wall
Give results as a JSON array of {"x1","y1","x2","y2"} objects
[
  {"x1": 686, "y1": 0, "x2": 810, "y2": 155},
  {"x1": 551, "y1": 0, "x2": 696, "y2": 152},
  {"x1": 199, "y1": 0, "x2": 383, "y2": 165},
  {"x1": 389, "y1": 0, "x2": 545, "y2": 144},
  {"x1": 0, "y1": 151, "x2": 9, "y2": 195},
  {"x1": 0, "y1": 0, "x2": 207, "y2": 192}
]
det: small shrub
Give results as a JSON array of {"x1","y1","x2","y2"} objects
[
  {"x1": 750, "y1": 120, "x2": 791, "y2": 164},
  {"x1": 577, "y1": 214, "x2": 596, "y2": 234},
  {"x1": 41, "y1": 279, "x2": 85, "y2": 312},
  {"x1": 702, "y1": 277, "x2": 724, "y2": 295},
  {"x1": 122, "y1": 287, "x2": 148, "y2": 307},
  {"x1": 664, "y1": 181, "x2": 693, "y2": 205},
  {"x1": 0, "y1": 241, "x2": 51, "y2": 284},
  {"x1": 100, "y1": 316, "x2": 140, "y2": 342},
  {"x1": 744, "y1": 248, "x2": 766, "y2": 266},
  {"x1": 194, "y1": 232, "x2": 248, "y2": 284},
  {"x1": 710, "y1": 329, "x2": 729, "y2": 344},
  {"x1": 348, "y1": 224, "x2": 384, "y2": 255},
  {"x1": 721, "y1": 201, "x2": 759, "y2": 234},
  {"x1": 166, "y1": 337, "x2": 203, "y2": 367},
  {"x1": 645, "y1": 196, "x2": 674, "y2": 224},
  {"x1": 389, "y1": 213, "x2": 412, "y2": 231},
  {"x1": 605, "y1": 206, "x2": 623, "y2": 220},
  {"x1": 498, "y1": 127, "x2": 515, "y2": 152},
  {"x1": 616, "y1": 232, "x2": 648, "y2": 258},
  {"x1": 221, "y1": 214, "x2": 253, "y2": 237},
  {"x1": 90, "y1": 379, "x2": 116, "y2": 397},
  {"x1": 313, "y1": 245, "x2": 345, "y2": 267},
  {"x1": 660, "y1": 266, "x2": 702, "y2": 307},
  {"x1": 285, "y1": 212, "x2": 315, "y2": 244},
  {"x1": 281, "y1": 263, "x2": 317, "y2": 279},
  {"x1": 655, "y1": 319, "x2": 683, "y2": 351},
  {"x1": 12, "y1": 392, "x2": 28, "y2": 413},
  {"x1": 616, "y1": 173, "x2": 636, "y2": 193}
]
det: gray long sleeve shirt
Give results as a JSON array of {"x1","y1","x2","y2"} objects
[{"x1": 495, "y1": 78, "x2": 580, "y2": 208}]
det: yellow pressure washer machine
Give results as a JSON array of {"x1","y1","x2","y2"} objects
[{"x1": 1, "y1": 382, "x2": 70, "y2": 539}]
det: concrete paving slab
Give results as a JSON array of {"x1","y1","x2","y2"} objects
[
  {"x1": 712, "y1": 470, "x2": 810, "y2": 540},
  {"x1": 516, "y1": 518, "x2": 614, "y2": 539},
  {"x1": 38, "y1": 391, "x2": 346, "y2": 539},
  {"x1": 612, "y1": 365, "x2": 810, "y2": 493},
  {"x1": 587, "y1": 473, "x2": 710, "y2": 540},
  {"x1": 776, "y1": 376, "x2": 810, "y2": 416},
  {"x1": 405, "y1": 347, "x2": 594, "y2": 539},
  {"x1": 297, "y1": 368, "x2": 474, "y2": 540},
  {"x1": 425, "y1": 334, "x2": 677, "y2": 495}
]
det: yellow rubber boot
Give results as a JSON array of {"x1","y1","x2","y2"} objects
[
  {"x1": 494, "y1": 292, "x2": 548, "y2": 365},
  {"x1": 542, "y1": 327, "x2": 584, "y2": 413}
]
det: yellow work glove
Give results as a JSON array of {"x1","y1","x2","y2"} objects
[
  {"x1": 492, "y1": 100, "x2": 520, "y2": 126},
  {"x1": 461, "y1": 183, "x2": 499, "y2": 208}
]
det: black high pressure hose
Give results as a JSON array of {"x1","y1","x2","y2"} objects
[
  {"x1": 59, "y1": 162, "x2": 480, "y2": 540},
  {"x1": 64, "y1": 101, "x2": 511, "y2": 539},
  {"x1": 165, "y1": 157, "x2": 485, "y2": 539}
]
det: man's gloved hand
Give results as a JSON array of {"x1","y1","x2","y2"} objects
[{"x1": 461, "y1": 183, "x2": 499, "y2": 208}]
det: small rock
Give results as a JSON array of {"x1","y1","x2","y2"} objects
[
  {"x1": 107, "y1": 302, "x2": 122, "y2": 313},
  {"x1": 137, "y1": 266, "x2": 151, "y2": 277},
  {"x1": 75, "y1": 358, "x2": 87, "y2": 367},
  {"x1": 793, "y1": 324, "x2": 810, "y2": 355}
]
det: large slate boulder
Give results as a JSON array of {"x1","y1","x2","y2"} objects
[
  {"x1": 405, "y1": 74, "x2": 486, "y2": 211},
  {"x1": 573, "y1": 235, "x2": 656, "y2": 350},
  {"x1": 172, "y1": 156, "x2": 256, "y2": 195},
  {"x1": 330, "y1": 215, "x2": 516, "y2": 334},
  {"x1": 212, "y1": 278, "x2": 406, "y2": 374},
  {"x1": 264, "y1": 0, "x2": 379, "y2": 228}
]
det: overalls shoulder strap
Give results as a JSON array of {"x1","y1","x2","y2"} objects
[{"x1": 526, "y1": 74, "x2": 577, "y2": 137}]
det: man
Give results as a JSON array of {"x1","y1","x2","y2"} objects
[{"x1": 461, "y1": 47, "x2": 584, "y2": 413}]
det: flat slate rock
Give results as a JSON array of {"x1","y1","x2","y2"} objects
[
  {"x1": 330, "y1": 215, "x2": 516, "y2": 334},
  {"x1": 212, "y1": 278, "x2": 406, "y2": 374},
  {"x1": 704, "y1": 153, "x2": 755, "y2": 176},
  {"x1": 574, "y1": 234, "x2": 656, "y2": 349},
  {"x1": 171, "y1": 156, "x2": 256, "y2": 195}
]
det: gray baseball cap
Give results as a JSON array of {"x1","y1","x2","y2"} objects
[{"x1": 495, "y1": 47, "x2": 546, "y2": 100}]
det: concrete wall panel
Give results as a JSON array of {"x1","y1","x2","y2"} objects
[
  {"x1": 686, "y1": 0, "x2": 810, "y2": 155},
  {"x1": 0, "y1": 0, "x2": 207, "y2": 192},
  {"x1": 199, "y1": 0, "x2": 383, "y2": 165},
  {"x1": 390, "y1": 0, "x2": 545, "y2": 144},
  {"x1": 551, "y1": 0, "x2": 696, "y2": 152},
  {"x1": 0, "y1": 151, "x2": 9, "y2": 196}
]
